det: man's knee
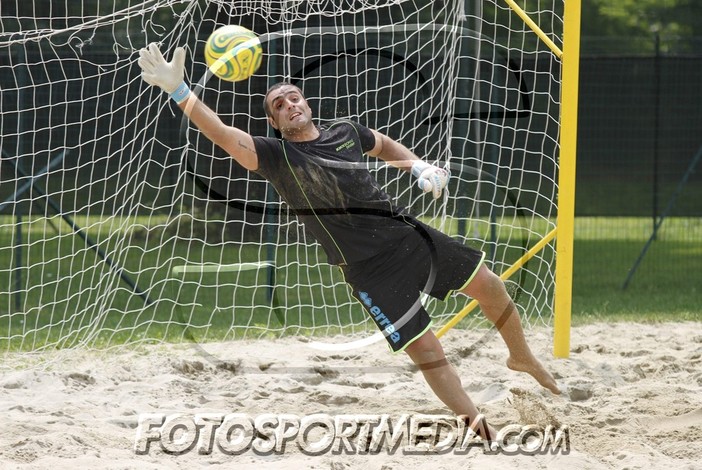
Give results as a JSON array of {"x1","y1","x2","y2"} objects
[
  {"x1": 463, "y1": 265, "x2": 507, "y2": 301},
  {"x1": 404, "y1": 331, "x2": 446, "y2": 366}
]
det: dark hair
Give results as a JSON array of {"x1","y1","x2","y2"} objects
[{"x1": 262, "y1": 81, "x2": 303, "y2": 117}]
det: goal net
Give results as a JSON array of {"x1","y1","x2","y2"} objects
[{"x1": 0, "y1": 0, "x2": 566, "y2": 352}]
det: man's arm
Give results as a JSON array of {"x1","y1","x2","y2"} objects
[
  {"x1": 178, "y1": 95, "x2": 258, "y2": 171},
  {"x1": 367, "y1": 129, "x2": 449, "y2": 199},
  {"x1": 138, "y1": 43, "x2": 258, "y2": 171},
  {"x1": 366, "y1": 129, "x2": 417, "y2": 172}
]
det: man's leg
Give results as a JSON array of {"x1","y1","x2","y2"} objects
[
  {"x1": 404, "y1": 331, "x2": 496, "y2": 439},
  {"x1": 462, "y1": 265, "x2": 560, "y2": 394}
]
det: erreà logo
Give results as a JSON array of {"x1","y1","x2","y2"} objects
[
  {"x1": 359, "y1": 291, "x2": 373, "y2": 307},
  {"x1": 357, "y1": 291, "x2": 400, "y2": 344}
]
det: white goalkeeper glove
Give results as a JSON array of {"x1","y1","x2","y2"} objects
[
  {"x1": 138, "y1": 43, "x2": 190, "y2": 103},
  {"x1": 411, "y1": 161, "x2": 450, "y2": 199}
]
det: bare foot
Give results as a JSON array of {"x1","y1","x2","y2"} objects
[
  {"x1": 506, "y1": 355, "x2": 561, "y2": 395},
  {"x1": 463, "y1": 415, "x2": 498, "y2": 442},
  {"x1": 485, "y1": 421, "x2": 498, "y2": 442}
]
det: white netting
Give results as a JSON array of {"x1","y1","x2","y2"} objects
[{"x1": 0, "y1": 0, "x2": 563, "y2": 351}]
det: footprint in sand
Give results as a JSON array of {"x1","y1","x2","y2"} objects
[
  {"x1": 310, "y1": 391, "x2": 360, "y2": 406},
  {"x1": 62, "y1": 372, "x2": 96, "y2": 387},
  {"x1": 642, "y1": 407, "x2": 702, "y2": 433}
]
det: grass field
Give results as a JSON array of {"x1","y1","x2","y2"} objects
[
  {"x1": 0, "y1": 215, "x2": 699, "y2": 351},
  {"x1": 571, "y1": 217, "x2": 701, "y2": 323}
]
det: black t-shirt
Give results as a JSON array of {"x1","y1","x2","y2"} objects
[{"x1": 253, "y1": 120, "x2": 419, "y2": 265}]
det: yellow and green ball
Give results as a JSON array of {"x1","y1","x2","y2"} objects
[{"x1": 204, "y1": 25, "x2": 263, "y2": 82}]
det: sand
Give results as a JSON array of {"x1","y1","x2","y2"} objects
[{"x1": 1, "y1": 322, "x2": 701, "y2": 469}]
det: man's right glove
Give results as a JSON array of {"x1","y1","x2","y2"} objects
[
  {"x1": 138, "y1": 43, "x2": 190, "y2": 103},
  {"x1": 411, "y1": 161, "x2": 450, "y2": 199}
]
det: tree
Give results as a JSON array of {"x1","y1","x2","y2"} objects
[{"x1": 582, "y1": 0, "x2": 702, "y2": 53}]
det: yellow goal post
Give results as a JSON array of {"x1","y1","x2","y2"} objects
[{"x1": 439, "y1": 0, "x2": 581, "y2": 359}]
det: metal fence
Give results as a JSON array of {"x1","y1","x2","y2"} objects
[{"x1": 577, "y1": 37, "x2": 702, "y2": 219}]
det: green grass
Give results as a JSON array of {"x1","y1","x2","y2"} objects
[
  {"x1": 0, "y1": 214, "x2": 373, "y2": 349},
  {"x1": 570, "y1": 217, "x2": 701, "y2": 324},
  {"x1": 0, "y1": 215, "x2": 699, "y2": 351},
  {"x1": 576, "y1": 180, "x2": 702, "y2": 217}
]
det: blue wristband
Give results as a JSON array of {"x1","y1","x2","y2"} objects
[{"x1": 170, "y1": 82, "x2": 191, "y2": 104}]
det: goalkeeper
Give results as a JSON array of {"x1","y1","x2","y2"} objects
[{"x1": 139, "y1": 44, "x2": 560, "y2": 438}]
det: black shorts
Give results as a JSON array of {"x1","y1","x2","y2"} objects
[{"x1": 341, "y1": 221, "x2": 485, "y2": 353}]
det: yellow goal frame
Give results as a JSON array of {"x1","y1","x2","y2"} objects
[{"x1": 437, "y1": 1, "x2": 581, "y2": 358}]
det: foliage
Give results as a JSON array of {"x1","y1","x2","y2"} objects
[{"x1": 582, "y1": 0, "x2": 702, "y2": 52}]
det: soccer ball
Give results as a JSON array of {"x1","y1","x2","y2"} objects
[{"x1": 204, "y1": 25, "x2": 263, "y2": 82}]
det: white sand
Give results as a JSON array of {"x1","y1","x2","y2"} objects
[{"x1": 1, "y1": 322, "x2": 701, "y2": 469}]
